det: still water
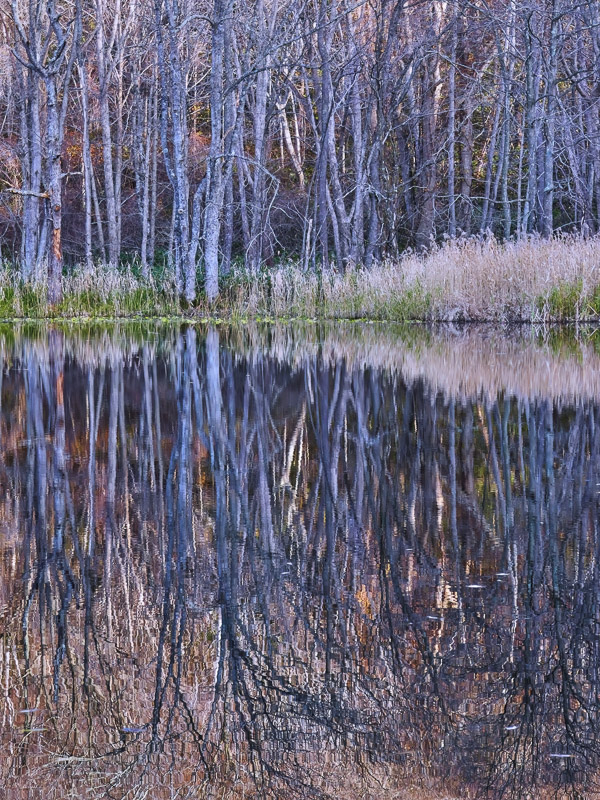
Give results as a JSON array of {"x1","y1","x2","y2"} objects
[{"x1": 1, "y1": 322, "x2": 600, "y2": 800}]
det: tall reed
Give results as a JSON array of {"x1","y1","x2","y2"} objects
[{"x1": 2, "y1": 235, "x2": 600, "y2": 320}]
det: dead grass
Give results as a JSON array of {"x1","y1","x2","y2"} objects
[
  {"x1": 0, "y1": 260, "x2": 178, "y2": 318},
  {"x1": 3, "y1": 234, "x2": 600, "y2": 320},
  {"x1": 225, "y1": 234, "x2": 600, "y2": 322}
]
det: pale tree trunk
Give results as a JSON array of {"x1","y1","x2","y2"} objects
[
  {"x1": 458, "y1": 93, "x2": 474, "y2": 234},
  {"x1": 542, "y1": 0, "x2": 558, "y2": 238},
  {"x1": 415, "y1": 63, "x2": 438, "y2": 249},
  {"x1": 94, "y1": 0, "x2": 134, "y2": 265},
  {"x1": 95, "y1": 0, "x2": 119, "y2": 265},
  {"x1": 522, "y1": 12, "x2": 541, "y2": 234},
  {"x1": 500, "y1": 88, "x2": 512, "y2": 238},
  {"x1": 350, "y1": 75, "x2": 365, "y2": 264},
  {"x1": 46, "y1": 78, "x2": 62, "y2": 303},
  {"x1": 503, "y1": 0, "x2": 517, "y2": 238},
  {"x1": 155, "y1": 0, "x2": 190, "y2": 297},
  {"x1": 139, "y1": 91, "x2": 153, "y2": 278},
  {"x1": 315, "y1": 0, "x2": 332, "y2": 269},
  {"x1": 204, "y1": 0, "x2": 230, "y2": 301},
  {"x1": 11, "y1": 0, "x2": 81, "y2": 302},
  {"x1": 516, "y1": 116, "x2": 525, "y2": 235},
  {"x1": 487, "y1": 0, "x2": 517, "y2": 238},
  {"x1": 278, "y1": 92, "x2": 305, "y2": 187},
  {"x1": 480, "y1": 70, "x2": 502, "y2": 234},
  {"x1": 115, "y1": 52, "x2": 124, "y2": 256},
  {"x1": 344, "y1": 4, "x2": 367, "y2": 265},
  {"x1": 247, "y1": 0, "x2": 271, "y2": 272},
  {"x1": 221, "y1": 21, "x2": 235, "y2": 276},
  {"x1": 447, "y1": 0, "x2": 458, "y2": 238},
  {"x1": 78, "y1": 64, "x2": 93, "y2": 268},
  {"x1": 222, "y1": 179, "x2": 234, "y2": 274},
  {"x1": 326, "y1": 96, "x2": 351, "y2": 269},
  {"x1": 132, "y1": 70, "x2": 154, "y2": 278},
  {"x1": 18, "y1": 66, "x2": 43, "y2": 279},
  {"x1": 364, "y1": 136, "x2": 381, "y2": 267},
  {"x1": 237, "y1": 125, "x2": 250, "y2": 253},
  {"x1": 90, "y1": 159, "x2": 106, "y2": 259},
  {"x1": 415, "y1": 0, "x2": 443, "y2": 250},
  {"x1": 148, "y1": 82, "x2": 159, "y2": 268}
]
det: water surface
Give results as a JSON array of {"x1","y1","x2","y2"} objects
[{"x1": 1, "y1": 322, "x2": 599, "y2": 800}]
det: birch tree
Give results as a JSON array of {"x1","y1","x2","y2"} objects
[{"x1": 10, "y1": 0, "x2": 81, "y2": 301}]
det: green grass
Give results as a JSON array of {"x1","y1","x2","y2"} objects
[
  {"x1": 536, "y1": 280, "x2": 584, "y2": 320},
  {"x1": 0, "y1": 262, "x2": 179, "y2": 320},
  {"x1": 533, "y1": 280, "x2": 600, "y2": 321}
]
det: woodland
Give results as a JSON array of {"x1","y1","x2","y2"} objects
[{"x1": 0, "y1": 0, "x2": 600, "y2": 307}]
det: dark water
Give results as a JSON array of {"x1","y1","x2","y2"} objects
[{"x1": 1, "y1": 323, "x2": 600, "y2": 800}]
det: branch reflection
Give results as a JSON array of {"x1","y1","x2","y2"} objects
[{"x1": 0, "y1": 325, "x2": 598, "y2": 799}]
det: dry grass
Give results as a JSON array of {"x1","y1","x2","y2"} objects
[
  {"x1": 0, "y1": 260, "x2": 178, "y2": 318},
  {"x1": 2, "y1": 234, "x2": 600, "y2": 320},
  {"x1": 224, "y1": 234, "x2": 600, "y2": 321},
  {"x1": 396, "y1": 233, "x2": 600, "y2": 321}
]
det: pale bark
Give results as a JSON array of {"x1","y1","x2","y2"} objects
[{"x1": 203, "y1": 0, "x2": 229, "y2": 301}]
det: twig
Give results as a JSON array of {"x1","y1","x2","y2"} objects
[{"x1": 4, "y1": 188, "x2": 50, "y2": 199}]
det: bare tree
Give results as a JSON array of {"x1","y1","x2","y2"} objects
[{"x1": 10, "y1": 0, "x2": 81, "y2": 301}]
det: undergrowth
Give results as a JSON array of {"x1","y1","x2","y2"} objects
[
  {"x1": 2, "y1": 234, "x2": 600, "y2": 321},
  {"x1": 0, "y1": 262, "x2": 178, "y2": 318}
]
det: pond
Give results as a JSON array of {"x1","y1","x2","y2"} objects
[{"x1": 0, "y1": 322, "x2": 599, "y2": 800}]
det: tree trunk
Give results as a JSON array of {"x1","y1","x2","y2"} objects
[{"x1": 46, "y1": 78, "x2": 63, "y2": 304}]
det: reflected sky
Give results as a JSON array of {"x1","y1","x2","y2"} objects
[{"x1": 0, "y1": 323, "x2": 599, "y2": 800}]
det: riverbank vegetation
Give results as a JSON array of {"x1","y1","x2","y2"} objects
[{"x1": 1, "y1": 236, "x2": 600, "y2": 322}]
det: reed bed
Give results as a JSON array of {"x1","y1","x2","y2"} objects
[
  {"x1": 2, "y1": 234, "x2": 600, "y2": 320},
  {"x1": 228, "y1": 235, "x2": 600, "y2": 321},
  {"x1": 0, "y1": 260, "x2": 178, "y2": 318}
]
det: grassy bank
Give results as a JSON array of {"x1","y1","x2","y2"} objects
[
  {"x1": 3, "y1": 235, "x2": 600, "y2": 321},
  {"x1": 0, "y1": 263, "x2": 180, "y2": 318},
  {"x1": 233, "y1": 235, "x2": 600, "y2": 322}
]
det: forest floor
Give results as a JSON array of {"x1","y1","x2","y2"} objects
[{"x1": 2, "y1": 235, "x2": 600, "y2": 322}]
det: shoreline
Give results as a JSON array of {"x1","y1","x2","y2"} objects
[
  {"x1": 2, "y1": 235, "x2": 600, "y2": 323},
  {"x1": 1, "y1": 311, "x2": 600, "y2": 324}
]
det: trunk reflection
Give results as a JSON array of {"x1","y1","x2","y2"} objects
[{"x1": 0, "y1": 325, "x2": 598, "y2": 799}]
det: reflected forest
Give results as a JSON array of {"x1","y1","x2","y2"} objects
[{"x1": 0, "y1": 325, "x2": 599, "y2": 799}]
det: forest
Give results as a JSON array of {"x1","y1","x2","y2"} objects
[{"x1": 0, "y1": 0, "x2": 600, "y2": 305}]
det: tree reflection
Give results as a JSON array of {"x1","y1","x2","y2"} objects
[{"x1": 0, "y1": 325, "x2": 599, "y2": 799}]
